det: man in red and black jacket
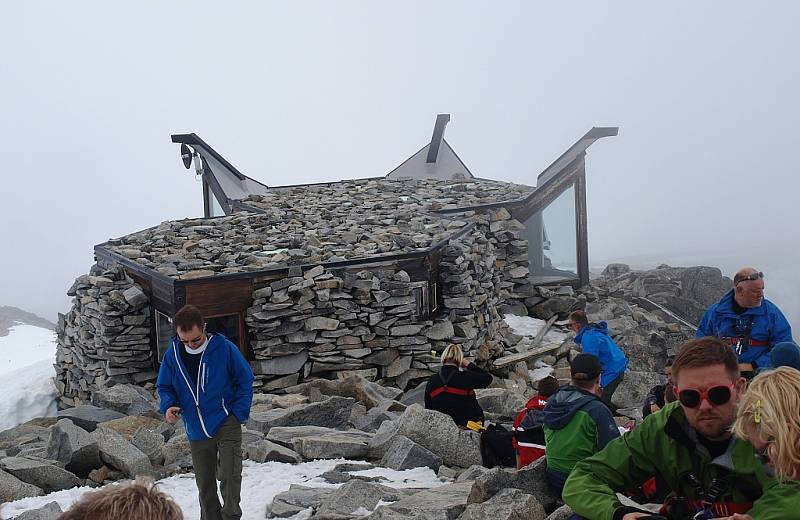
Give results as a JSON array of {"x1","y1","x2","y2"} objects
[
  {"x1": 512, "y1": 376, "x2": 560, "y2": 468},
  {"x1": 424, "y1": 344, "x2": 493, "y2": 426}
]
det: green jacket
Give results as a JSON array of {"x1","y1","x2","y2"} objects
[
  {"x1": 542, "y1": 385, "x2": 620, "y2": 474},
  {"x1": 563, "y1": 402, "x2": 800, "y2": 520}
]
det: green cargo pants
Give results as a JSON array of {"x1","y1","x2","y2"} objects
[{"x1": 189, "y1": 415, "x2": 243, "y2": 520}]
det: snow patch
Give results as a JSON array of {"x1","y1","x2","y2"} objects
[
  {"x1": 0, "y1": 323, "x2": 59, "y2": 431},
  {"x1": 0, "y1": 460, "x2": 445, "y2": 520},
  {"x1": 0, "y1": 359, "x2": 58, "y2": 431},
  {"x1": 0, "y1": 323, "x2": 57, "y2": 375},
  {"x1": 503, "y1": 315, "x2": 568, "y2": 346}
]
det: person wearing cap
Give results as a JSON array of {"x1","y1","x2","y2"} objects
[
  {"x1": 696, "y1": 267, "x2": 793, "y2": 375},
  {"x1": 568, "y1": 310, "x2": 629, "y2": 408},
  {"x1": 541, "y1": 353, "x2": 621, "y2": 495}
]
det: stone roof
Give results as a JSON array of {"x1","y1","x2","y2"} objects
[
  {"x1": 242, "y1": 177, "x2": 534, "y2": 213},
  {"x1": 102, "y1": 178, "x2": 533, "y2": 280}
]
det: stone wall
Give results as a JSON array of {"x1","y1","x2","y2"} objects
[
  {"x1": 53, "y1": 209, "x2": 530, "y2": 402},
  {"x1": 244, "y1": 222, "x2": 510, "y2": 392},
  {"x1": 55, "y1": 265, "x2": 155, "y2": 408}
]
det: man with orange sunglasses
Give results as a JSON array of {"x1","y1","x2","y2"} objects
[{"x1": 562, "y1": 337, "x2": 799, "y2": 520}]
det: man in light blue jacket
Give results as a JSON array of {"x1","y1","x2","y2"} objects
[
  {"x1": 157, "y1": 304, "x2": 254, "y2": 520},
  {"x1": 568, "y1": 310, "x2": 628, "y2": 409}
]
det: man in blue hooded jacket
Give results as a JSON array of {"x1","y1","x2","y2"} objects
[
  {"x1": 696, "y1": 267, "x2": 793, "y2": 375},
  {"x1": 568, "y1": 310, "x2": 628, "y2": 408},
  {"x1": 157, "y1": 304, "x2": 254, "y2": 520}
]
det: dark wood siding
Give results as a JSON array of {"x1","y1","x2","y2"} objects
[{"x1": 184, "y1": 279, "x2": 254, "y2": 316}]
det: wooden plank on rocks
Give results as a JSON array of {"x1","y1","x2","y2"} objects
[{"x1": 493, "y1": 315, "x2": 559, "y2": 368}]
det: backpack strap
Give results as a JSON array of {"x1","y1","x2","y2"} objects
[{"x1": 428, "y1": 368, "x2": 476, "y2": 399}]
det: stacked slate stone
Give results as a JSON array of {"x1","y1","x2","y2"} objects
[
  {"x1": 245, "y1": 265, "x2": 444, "y2": 392},
  {"x1": 242, "y1": 177, "x2": 533, "y2": 215},
  {"x1": 477, "y1": 208, "x2": 532, "y2": 308},
  {"x1": 437, "y1": 227, "x2": 504, "y2": 363},
  {"x1": 102, "y1": 183, "x2": 477, "y2": 280},
  {"x1": 56, "y1": 265, "x2": 154, "y2": 408}
]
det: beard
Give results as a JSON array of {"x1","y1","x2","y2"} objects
[{"x1": 692, "y1": 413, "x2": 732, "y2": 441}]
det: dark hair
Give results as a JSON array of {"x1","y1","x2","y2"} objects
[
  {"x1": 572, "y1": 376, "x2": 599, "y2": 391},
  {"x1": 672, "y1": 337, "x2": 739, "y2": 383},
  {"x1": 173, "y1": 305, "x2": 204, "y2": 332},
  {"x1": 537, "y1": 376, "x2": 560, "y2": 397},
  {"x1": 569, "y1": 310, "x2": 589, "y2": 327},
  {"x1": 665, "y1": 355, "x2": 676, "y2": 368}
]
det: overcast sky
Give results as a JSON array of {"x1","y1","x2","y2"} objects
[{"x1": 1, "y1": 1, "x2": 798, "y2": 327}]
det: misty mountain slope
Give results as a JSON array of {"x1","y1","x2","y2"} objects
[{"x1": 0, "y1": 305, "x2": 56, "y2": 336}]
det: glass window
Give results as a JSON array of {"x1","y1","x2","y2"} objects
[
  {"x1": 522, "y1": 184, "x2": 578, "y2": 283},
  {"x1": 155, "y1": 310, "x2": 174, "y2": 362},
  {"x1": 210, "y1": 194, "x2": 225, "y2": 217}
]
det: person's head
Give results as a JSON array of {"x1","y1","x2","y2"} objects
[
  {"x1": 570, "y1": 353, "x2": 602, "y2": 397},
  {"x1": 672, "y1": 337, "x2": 745, "y2": 441},
  {"x1": 441, "y1": 344, "x2": 464, "y2": 367},
  {"x1": 664, "y1": 355, "x2": 675, "y2": 384},
  {"x1": 733, "y1": 367, "x2": 800, "y2": 481},
  {"x1": 733, "y1": 267, "x2": 765, "y2": 309},
  {"x1": 173, "y1": 304, "x2": 206, "y2": 348},
  {"x1": 537, "y1": 376, "x2": 560, "y2": 398},
  {"x1": 568, "y1": 310, "x2": 589, "y2": 333},
  {"x1": 770, "y1": 341, "x2": 800, "y2": 372},
  {"x1": 59, "y1": 479, "x2": 183, "y2": 520}
]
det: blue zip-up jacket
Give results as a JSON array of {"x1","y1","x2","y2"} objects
[
  {"x1": 696, "y1": 290, "x2": 793, "y2": 369},
  {"x1": 573, "y1": 322, "x2": 628, "y2": 387},
  {"x1": 157, "y1": 334, "x2": 254, "y2": 441}
]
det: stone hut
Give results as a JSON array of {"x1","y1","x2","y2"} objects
[{"x1": 55, "y1": 115, "x2": 617, "y2": 407}]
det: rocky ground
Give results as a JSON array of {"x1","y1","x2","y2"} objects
[{"x1": 0, "y1": 264, "x2": 729, "y2": 519}]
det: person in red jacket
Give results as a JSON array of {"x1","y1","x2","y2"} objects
[{"x1": 512, "y1": 375, "x2": 560, "y2": 468}]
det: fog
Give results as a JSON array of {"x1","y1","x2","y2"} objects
[{"x1": 1, "y1": 2, "x2": 798, "y2": 329}]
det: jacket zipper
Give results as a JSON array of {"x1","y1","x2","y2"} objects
[
  {"x1": 172, "y1": 339, "x2": 212, "y2": 439},
  {"x1": 200, "y1": 364, "x2": 206, "y2": 393}
]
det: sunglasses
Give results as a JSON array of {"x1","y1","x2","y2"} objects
[
  {"x1": 676, "y1": 384, "x2": 734, "y2": 408},
  {"x1": 736, "y1": 272, "x2": 764, "y2": 285}
]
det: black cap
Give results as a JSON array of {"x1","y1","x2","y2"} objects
[{"x1": 570, "y1": 353, "x2": 602, "y2": 381}]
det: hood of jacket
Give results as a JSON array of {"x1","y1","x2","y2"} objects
[
  {"x1": 542, "y1": 386, "x2": 602, "y2": 430},
  {"x1": 574, "y1": 321, "x2": 610, "y2": 344}
]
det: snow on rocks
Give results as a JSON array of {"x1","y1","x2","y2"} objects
[{"x1": 1, "y1": 460, "x2": 446, "y2": 520}]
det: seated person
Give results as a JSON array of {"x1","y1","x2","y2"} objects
[
  {"x1": 512, "y1": 375, "x2": 560, "y2": 468},
  {"x1": 642, "y1": 356, "x2": 676, "y2": 418},
  {"x1": 733, "y1": 366, "x2": 800, "y2": 482},
  {"x1": 770, "y1": 341, "x2": 800, "y2": 372},
  {"x1": 424, "y1": 343, "x2": 493, "y2": 427},
  {"x1": 563, "y1": 338, "x2": 800, "y2": 520},
  {"x1": 541, "y1": 354, "x2": 620, "y2": 495}
]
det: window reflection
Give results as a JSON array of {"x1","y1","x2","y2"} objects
[
  {"x1": 155, "y1": 310, "x2": 174, "y2": 362},
  {"x1": 523, "y1": 184, "x2": 578, "y2": 282}
]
